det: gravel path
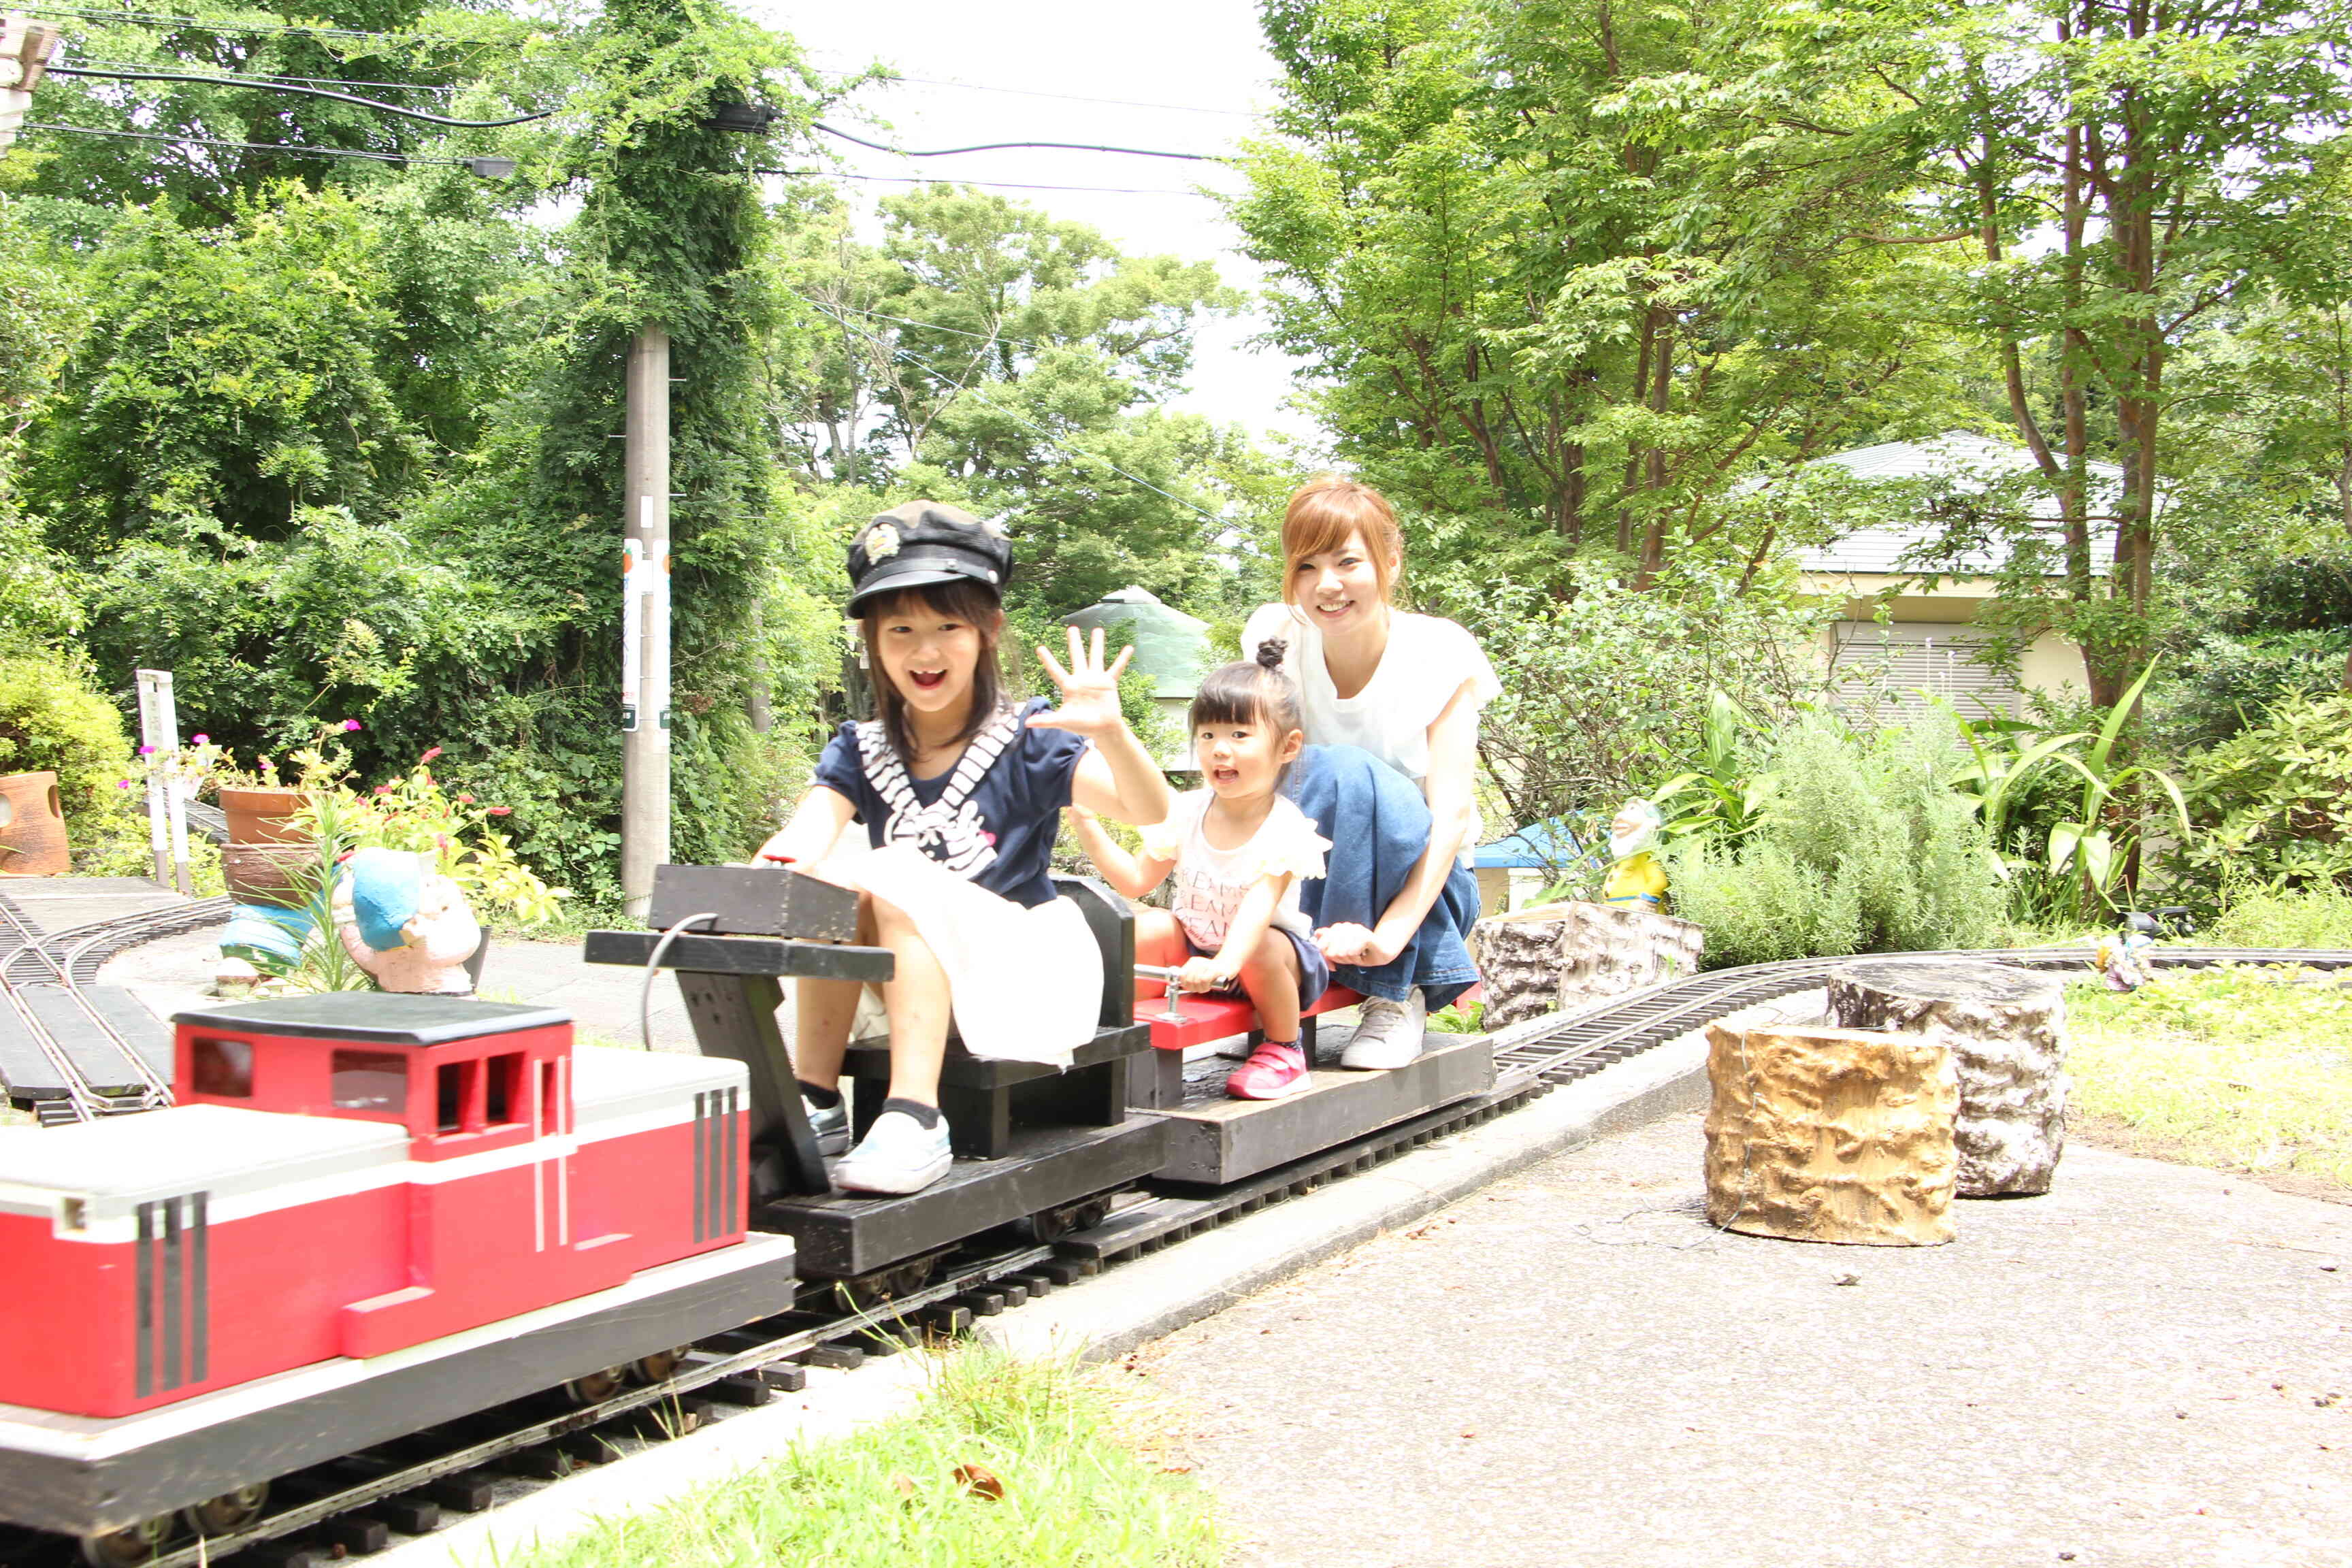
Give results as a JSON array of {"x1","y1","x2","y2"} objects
[{"x1": 1139, "y1": 1111, "x2": 2352, "y2": 1568}]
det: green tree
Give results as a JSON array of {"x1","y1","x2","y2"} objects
[
  {"x1": 778, "y1": 184, "x2": 1261, "y2": 617},
  {"x1": 1232, "y1": 0, "x2": 1976, "y2": 594}
]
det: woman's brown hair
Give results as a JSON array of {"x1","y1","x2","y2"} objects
[
  {"x1": 859, "y1": 579, "x2": 1007, "y2": 764},
  {"x1": 1278, "y1": 476, "x2": 1404, "y2": 609}
]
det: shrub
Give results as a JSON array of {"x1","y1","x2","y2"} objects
[
  {"x1": 1666, "y1": 710, "x2": 2007, "y2": 967},
  {"x1": 2169, "y1": 689, "x2": 2352, "y2": 903},
  {"x1": 2204, "y1": 885, "x2": 2352, "y2": 949}
]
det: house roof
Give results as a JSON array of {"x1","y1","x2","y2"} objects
[
  {"x1": 1060, "y1": 587, "x2": 1210, "y2": 699},
  {"x1": 1797, "y1": 431, "x2": 2121, "y2": 578}
]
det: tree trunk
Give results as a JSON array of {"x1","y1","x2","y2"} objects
[
  {"x1": 1470, "y1": 901, "x2": 1704, "y2": 1030},
  {"x1": 1826, "y1": 959, "x2": 2070, "y2": 1196},
  {"x1": 1702, "y1": 1021, "x2": 1958, "y2": 1246}
]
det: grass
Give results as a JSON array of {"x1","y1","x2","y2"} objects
[
  {"x1": 2067, "y1": 965, "x2": 2352, "y2": 1196},
  {"x1": 501, "y1": 1352, "x2": 1224, "y2": 1568}
]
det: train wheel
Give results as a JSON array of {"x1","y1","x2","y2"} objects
[
  {"x1": 78, "y1": 1517, "x2": 172, "y2": 1567},
  {"x1": 834, "y1": 1252, "x2": 938, "y2": 1310},
  {"x1": 628, "y1": 1346, "x2": 691, "y2": 1385},
  {"x1": 1026, "y1": 1194, "x2": 1113, "y2": 1243},
  {"x1": 180, "y1": 1482, "x2": 270, "y2": 1536},
  {"x1": 562, "y1": 1365, "x2": 628, "y2": 1405}
]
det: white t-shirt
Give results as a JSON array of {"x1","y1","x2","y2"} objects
[
  {"x1": 1240, "y1": 603, "x2": 1502, "y2": 849},
  {"x1": 1141, "y1": 789, "x2": 1330, "y2": 954}
]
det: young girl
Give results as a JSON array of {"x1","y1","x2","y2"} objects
[
  {"x1": 1240, "y1": 478, "x2": 1500, "y2": 1067},
  {"x1": 753, "y1": 501, "x2": 1173, "y2": 1196},
  {"x1": 1066, "y1": 644, "x2": 1333, "y2": 1100}
]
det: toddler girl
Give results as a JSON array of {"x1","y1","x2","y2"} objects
[{"x1": 1068, "y1": 642, "x2": 1332, "y2": 1100}]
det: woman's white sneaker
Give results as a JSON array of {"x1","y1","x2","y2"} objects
[
  {"x1": 833, "y1": 1109, "x2": 952, "y2": 1194},
  {"x1": 1340, "y1": 991, "x2": 1426, "y2": 1069}
]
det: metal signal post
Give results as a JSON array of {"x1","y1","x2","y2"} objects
[{"x1": 621, "y1": 326, "x2": 672, "y2": 920}]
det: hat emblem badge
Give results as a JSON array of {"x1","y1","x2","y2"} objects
[{"x1": 864, "y1": 523, "x2": 901, "y2": 561}]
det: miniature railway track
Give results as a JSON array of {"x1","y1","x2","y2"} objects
[
  {"x1": 7, "y1": 938, "x2": 2349, "y2": 1567},
  {"x1": 0, "y1": 890, "x2": 231, "y2": 1124}
]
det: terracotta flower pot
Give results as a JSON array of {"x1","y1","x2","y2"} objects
[
  {"x1": 221, "y1": 842, "x2": 320, "y2": 909},
  {"x1": 219, "y1": 787, "x2": 311, "y2": 845},
  {"x1": 0, "y1": 771, "x2": 69, "y2": 877}
]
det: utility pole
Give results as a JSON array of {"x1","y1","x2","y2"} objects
[{"x1": 619, "y1": 325, "x2": 672, "y2": 921}]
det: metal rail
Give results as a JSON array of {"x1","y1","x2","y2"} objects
[
  {"x1": 1490, "y1": 943, "x2": 2352, "y2": 1094},
  {"x1": 0, "y1": 892, "x2": 230, "y2": 1122}
]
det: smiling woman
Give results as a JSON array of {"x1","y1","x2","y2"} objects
[{"x1": 1241, "y1": 478, "x2": 1501, "y2": 1066}]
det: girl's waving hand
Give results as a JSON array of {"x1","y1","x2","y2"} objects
[{"x1": 1028, "y1": 625, "x2": 1134, "y2": 740}]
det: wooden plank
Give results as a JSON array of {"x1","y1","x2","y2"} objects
[
  {"x1": 14, "y1": 987, "x2": 146, "y2": 1095},
  {"x1": 840, "y1": 1022, "x2": 1153, "y2": 1092},
  {"x1": 583, "y1": 930, "x2": 894, "y2": 982},
  {"x1": 1149, "y1": 1034, "x2": 1495, "y2": 1186},
  {"x1": 0, "y1": 996, "x2": 67, "y2": 1100},
  {"x1": 761, "y1": 1118, "x2": 1166, "y2": 1278},
  {"x1": 76, "y1": 988, "x2": 172, "y2": 1084},
  {"x1": 649, "y1": 865, "x2": 859, "y2": 942}
]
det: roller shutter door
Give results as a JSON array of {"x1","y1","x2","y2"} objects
[{"x1": 1829, "y1": 622, "x2": 2020, "y2": 720}]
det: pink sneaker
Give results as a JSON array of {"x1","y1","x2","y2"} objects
[{"x1": 1226, "y1": 1041, "x2": 1309, "y2": 1100}]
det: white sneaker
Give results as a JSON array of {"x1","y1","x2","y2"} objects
[
  {"x1": 1340, "y1": 991, "x2": 1427, "y2": 1070},
  {"x1": 833, "y1": 1110, "x2": 953, "y2": 1195}
]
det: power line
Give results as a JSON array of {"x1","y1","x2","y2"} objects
[
  {"x1": 814, "y1": 302, "x2": 1228, "y2": 527},
  {"x1": 45, "y1": 63, "x2": 559, "y2": 125},
  {"x1": 853, "y1": 70, "x2": 1255, "y2": 119},
  {"x1": 814, "y1": 120, "x2": 1222, "y2": 163},
  {"x1": 27, "y1": 6, "x2": 525, "y2": 44},
  {"x1": 24, "y1": 119, "x2": 489, "y2": 165},
  {"x1": 73, "y1": 56, "x2": 458, "y2": 91},
  {"x1": 760, "y1": 167, "x2": 1215, "y2": 197}
]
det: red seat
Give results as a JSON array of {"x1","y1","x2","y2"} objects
[{"x1": 1136, "y1": 985, "x2": 1363, "y2": 1051}]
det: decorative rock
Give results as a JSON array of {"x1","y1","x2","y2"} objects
[
  {"x1": 1827, "y1": 959, "x2": 2069, "y2": 1197},
  {"x1": 1472, "y1": 900, "x2": 1704, "y2": 1030},
  {"x1": 1703, "y1": 1021, "x2": 1959, "y2": 1245}
]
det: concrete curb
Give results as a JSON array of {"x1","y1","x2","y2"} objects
[{"x1": 368, "y1": 991, "x2": 1819, "y2": 1567}]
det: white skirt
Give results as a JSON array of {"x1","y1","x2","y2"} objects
[{"x1": 836, "y1": 845, "x2": 1102, "y2": 1067}]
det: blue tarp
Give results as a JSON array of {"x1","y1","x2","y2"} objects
[{"x1": 1472, "y1": 817, "x2": 1595, "y2": 870}]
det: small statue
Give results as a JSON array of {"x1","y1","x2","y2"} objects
[
  {"x1": 2093, "y1": 927, "x2": 2154, "y2": 992},
  {"x1": 1603, "y1": 797, "x2": 1668, "y2": 911},
  {"x1": 334, "y1": 847, "x2": 483, "y2": 995}
]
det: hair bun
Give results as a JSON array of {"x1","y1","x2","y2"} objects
[{"x1": 1254, "y1": 638, "x2": 1288, "y2": 671}]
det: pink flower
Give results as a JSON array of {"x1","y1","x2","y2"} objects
[
  {"x1": 435, "y1": 833, "x2": 450, "y2": 853},
  {"x1": 374, "y1": 784, "x2": 393, "y2": 795},
  {"x1": 421, "y1": 747, "x2": 442, "y2": 762},
  {"x1": 457, "y1": 794, "x2": 475, "y2": 803},
  {"x1": 191, "y1": 733, "x2": 209, "y2": 745},
  {"x1": 137, "y1": 745, "x2": 154, "y2": 756},
  {"x1": 115, "y1": 779, "x2": 133, "y2": 789},
  {"x1": 341, "y1": 719, "x2": 363, "y2": 732},
  {"x1": 486, "y1": 806, "x2": 512, "y2": 816}
]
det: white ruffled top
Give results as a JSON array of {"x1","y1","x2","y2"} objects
[{"x1": 1143, "y1": 789, "x2": 1330, "y2": 955}]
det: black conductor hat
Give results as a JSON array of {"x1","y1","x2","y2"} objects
[{"x1": 845, "y1": 501, "x2": 1015, "y2": 615}]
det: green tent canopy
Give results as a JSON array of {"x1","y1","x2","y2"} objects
[{"x1": 1060, "y1": 587, "x2": 1210, "y2": 700}]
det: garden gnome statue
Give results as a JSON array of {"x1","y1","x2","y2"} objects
[
  {"x1": 334, "y1": 847, "x2": 482, "y2": 994},
  {"x1": 2093, "y1": 927, "x2": 2153, "y2": 992},
  {"x1": 1603, "y1": 797, "x2": 1667, "y2": 911}
]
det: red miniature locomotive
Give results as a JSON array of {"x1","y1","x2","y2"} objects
[{"x1": 0, "y1": 995, "x2": 753, "y2": 1420}]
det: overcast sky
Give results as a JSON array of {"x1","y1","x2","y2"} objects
[{"x1": 736, "y1": 0, "x2": 1324, "y2": 450}]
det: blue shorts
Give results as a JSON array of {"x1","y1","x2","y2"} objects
[{"x1": 1186, "y1": 924, "x2": 1332, "y2": 1012}]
